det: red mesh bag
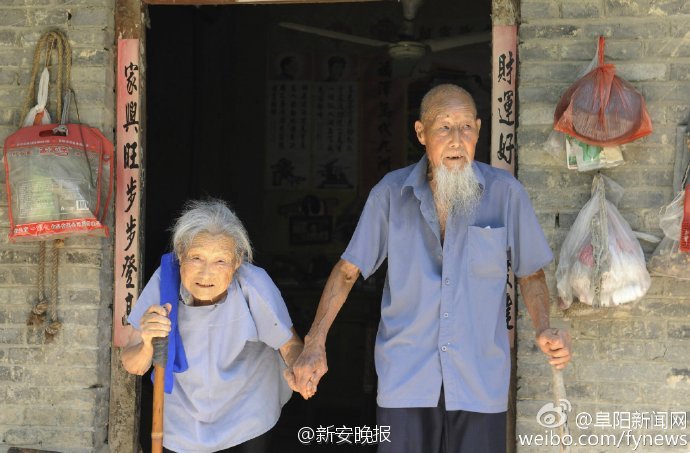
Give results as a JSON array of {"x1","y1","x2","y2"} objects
[{"x1": 553, "y1": 36, "x2": 652, "y2": 146}]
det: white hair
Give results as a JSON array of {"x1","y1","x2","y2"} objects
[
  {"x1": 171, "y1": 199, "x2": 253, "y2": 263},
  {"x1": 433, "y1": 164, "x2": 481, "y2": 217}
]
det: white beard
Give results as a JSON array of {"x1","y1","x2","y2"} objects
[{"x1": 432, "y1": 163, "x2": 481, "y2": 218}]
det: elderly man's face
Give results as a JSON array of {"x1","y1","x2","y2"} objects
[
  {"x1": 180, "y1": 232, "x2": 239, "y2": 303},
  {"x1": 414, "y1": 94, "x2": 481, "y2": 171}
]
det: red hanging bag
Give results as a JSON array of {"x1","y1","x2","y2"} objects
[
  {"x1": 3, "y1": 30, "x2": 113, "y2": 242},
  {"x1": 554, "y1": 36, "x2": 652, "y2": 146}
]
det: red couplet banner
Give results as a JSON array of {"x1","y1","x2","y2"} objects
[{"x1": 113, "y1": 39, "x2": 142, "y2": 347}]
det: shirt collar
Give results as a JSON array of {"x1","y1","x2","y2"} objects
[{"x1": 402, "y1": 155, "x2": 486, "y2": 197}]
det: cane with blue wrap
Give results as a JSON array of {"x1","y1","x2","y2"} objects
[{"x1": 152, "y1": 252, "x2": 189, "y2": 393}]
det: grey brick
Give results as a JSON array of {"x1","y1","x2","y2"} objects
[
  {"x1": 518, "y1": 103, "x2": 556, "y2": 126},
  {"x1": 647, "y1": 39, "x2": 690, "y2": 57},
  {"x1": 520, "y1": 62, "x2": 589, "y2": 83},
  {"x1": 521, "y1": 1, "x2": 561, "y2": 19},
  {"x1": 68, "y1": 6, "x2": 114, "y2": 27},
  {"x1": 8, "y1": 347, "x2": 46, "y2": 365},
  {"x1": 615, "y1": 62, "x2": 667, "y2": 81},
  {"x1": 640, "y1": 82, "x2": 690, "y2": 102},
  {"x1": 45, "y1": 347, "x2": 99, "y2": 365},
  {"x1": 597, "y1": 381, "x2": 642, "y2": 403},
  {"x1": 0, "y1": 405, "x2": 22, "y2": 424},
  {"x1": 55, "y1": 267, "x2": 102, "y2": 287},
  {"x1": 0, "y1": 9, "x2": 27, "y2": 27},
  {"x1": 583, "y1": 21, "x2": 670, "y2": 39},
  {"x1": 518, "y1": 41, "x2": 561, "y2": 61},
  {"x1": 3, "y1": 427, "x2": 43, "y2": 445},
  {"x1": 0, "y1": 328, "x2": 22, "y2": 344},
  {"x1": 520, "y1": 24, "x2": 582, "y2": 40},
  {"x1": 651, "y1": 0, "x2": 690, "y2": 15},
  {"x1": 67, "y1": 288, "x2": 100, "y2": 305},
  {"x1": 669, "y1": 63, "x2": 690, "y2": 81},
  {"x1": 663, "y1": 340, "x2": 690, "y2": 361},
  {"x1": 667, "y1": 104, "x2": 690, "y2": 123},
  {"x1": 27, "y1": 8, "x2": 70, "y2": 27},
  {"x1": 73, "y1": 48, "x2": 112, "y2": 66},
  {"x1": 639, "y1": 300, "x2": 690, "y2": 318},
  {"x1": 64, "y1": 250, "x2": 102, "y2": 267},
  {"x1": 668, "y1": 321, "x2": 690, "y2": 338},
  {"x1": 620, "y1": 144, "x2": 675, "y2": 165},
  {"x1": 0, "y1": 68, "x2": 20, "y2": 86},
  {"x1": 22, "y1": 406, "x2": 62, "y2": 426},
  {"x1": 5, "y1": 0, "x2": 51, "y2": 5},
  {"x1": 577, "y1": 361, "x2": 671, "y2": 382},
  {"x1": 605, "y1": 0, "x2": 653, "y2": 16},
  {"x1": 0, "y1": 30, "x2": 18, "y2": 47},
  {"x1": 563, "y1": 1, "x2": 605, "y2": 18}
]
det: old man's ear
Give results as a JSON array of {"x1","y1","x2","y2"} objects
[{"x1": 414, "y1": 121, "x2": 426, "y2": 145}]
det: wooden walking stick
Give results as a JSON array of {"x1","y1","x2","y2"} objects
[
  {"x1": 551, "y1": 367, "x2": 571, "y2": 453},
  {"x1": 152, "y1": 335, "x2": 169, "y2": 453}
]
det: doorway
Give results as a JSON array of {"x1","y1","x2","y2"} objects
[{"x1": 142, "y1": 1, "x2": 492, "y2": 451}]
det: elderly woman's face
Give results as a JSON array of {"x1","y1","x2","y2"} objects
[{"x1": 180, "y1": 232, "x2": 239, "y2": 303}]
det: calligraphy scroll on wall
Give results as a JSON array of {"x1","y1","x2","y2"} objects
[
  {"x1": 265, "y1": 53, "x2": 359, "y2": 190},
  {"x1": 114, "y1": 39, "x2": 142, "y2": 347},
  {"x1": 360, "y1": 57, "x2": 405, "y2": 193}
]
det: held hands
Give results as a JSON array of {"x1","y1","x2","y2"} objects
[
  {"x1": 289, "y1": 340, "x2": 329, "y2": 400},
  {"x1": 536, "y1": 328, "x2": 572, "y2": 369},
  {"x1": 139, "y1": 303, "x2": 172, "y2": 347}
]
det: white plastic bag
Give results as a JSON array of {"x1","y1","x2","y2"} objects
[
  {"x1": 556, "y1": 174, "x2": 650, "y2": 308},
  {"x1": 648, "y1": 190, "x2": 690, "y2": 278},
  {"x1": 22, "y1": 67, "x2": 52, "y2": 127}
]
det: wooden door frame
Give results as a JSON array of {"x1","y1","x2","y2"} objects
[{"x1": 108, "y1": 1, "x2": 521, "y2": 451}]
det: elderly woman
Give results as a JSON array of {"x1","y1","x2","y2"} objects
[{"x1": 121, "y1": 200, "x2": 310, "y2": 453}]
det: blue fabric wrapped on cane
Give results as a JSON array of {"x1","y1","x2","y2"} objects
[{"x1": 152, "y1": 252, "x2": 189, "y2": 393}]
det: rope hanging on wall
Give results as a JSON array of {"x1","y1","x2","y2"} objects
[{"x1": 22, "y1": 30, "x2": 73, "y2": 341}]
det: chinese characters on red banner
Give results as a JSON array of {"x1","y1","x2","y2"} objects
[
  {"x1": 114, "y1": 39, "x2": 141, "y2": 347},
  {"x1": 492, "y1": 26, "x2": 517, "y2": 174},
  {"x1": 491, "y1": 26, "x2": 518, "y2": 344}
]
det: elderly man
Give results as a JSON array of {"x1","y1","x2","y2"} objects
[{"x1": 292, "y1": 84, "x2": 571, "y2": 452}]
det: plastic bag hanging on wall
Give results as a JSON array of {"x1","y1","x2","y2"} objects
[
  {"x1": 4, "y1": 123, "x2": 113, "y2": 241},
  {"x1": 556, "y1": 174, "x2": 650, "y2": 308},
  {"x1": 553, "y1": 36, "x2": 653, "y2": 147}
]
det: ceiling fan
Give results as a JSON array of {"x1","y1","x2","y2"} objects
[{"x1": 279, "y1": 0, "x2": 491, "y2": 62}]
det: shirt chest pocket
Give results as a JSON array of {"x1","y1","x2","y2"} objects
[{"x1": 468, "y1": 226, "x2": 508, "y2": 278}]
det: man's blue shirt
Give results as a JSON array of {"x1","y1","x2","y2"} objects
[{"x1": 342, "y1": 156, "x2": 553, "y2": 413}]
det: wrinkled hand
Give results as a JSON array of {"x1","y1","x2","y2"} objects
[
  {"x1": 536, "y1": 328, "x2": 572, "y2": 369},
  {"x1": 283, "y1": 366, "x2": 314, "y2": 400},
  {"x1": 291, "y1": 341, "x2": 328, "y2": 400},
  {"x1": 139, "y1": 303, "x2": 172, "y2": 347}
]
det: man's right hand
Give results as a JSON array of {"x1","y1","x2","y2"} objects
[
  {"x1": 291, "y1": 339, "x2": 328, "y2": 399},
  {"x1": 139, "y1": 303, "x2": 172, "y2": 347}
]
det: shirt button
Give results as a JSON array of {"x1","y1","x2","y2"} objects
[
  {"x1": 441, "y1": 346, "x2": 448, "y2": 352},
  {"x1": 443, "y1": 312, "x2": 449, "y2": 318},
  {"x1": 445, "y1": 279, "x2": 450, "y2": 285}
]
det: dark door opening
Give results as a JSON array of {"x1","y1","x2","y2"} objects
[{"x1": 143, "y1": 2, "x2": 491, "y2": 451}]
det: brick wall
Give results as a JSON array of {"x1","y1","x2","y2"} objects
[
  {"x1": 517, "y1": 1, "x2": 690, "y2": 451},
  {"x1": 0, "y1": 0, "x2": 115, "y2": 451}
]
